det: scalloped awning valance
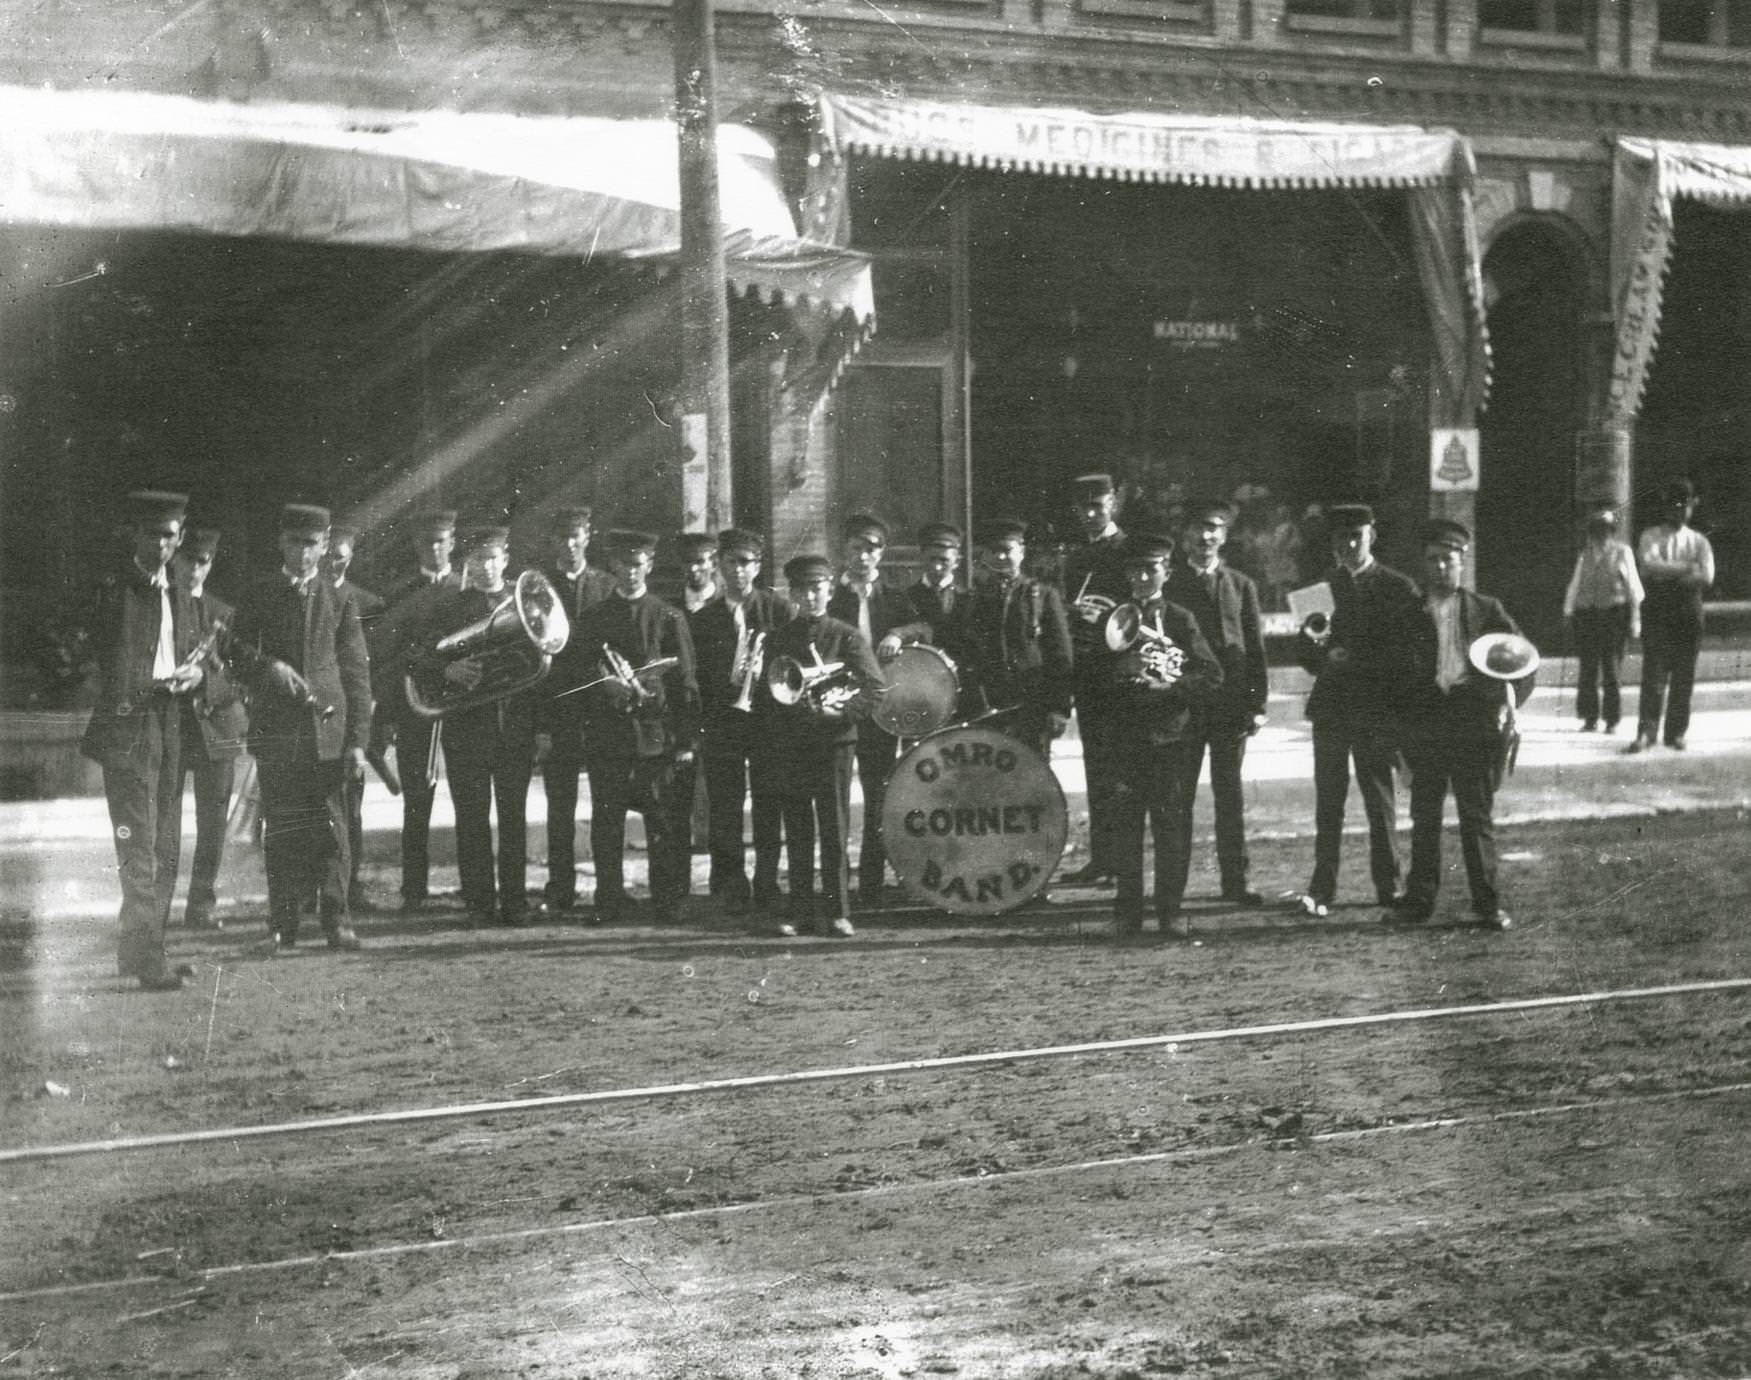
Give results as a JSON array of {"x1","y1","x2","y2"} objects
[
  {"x1": 816, "y1": 93, "x2": 1473, "y2": 189},
  {"x1": 1609, "y1": 137, "x2": 1751, "y2": 423},
  {"x1": 0, "y1": 84, "x2": 873, "y2": 327}
]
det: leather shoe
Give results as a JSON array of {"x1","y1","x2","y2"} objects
[
  {"x1": 1624, "y1": 735, "x2": 1654, "y2": 755},
  {"x1": 326, "y1": 927, "x2": 364, "y2": 950},
  {"x1": 1478, "y1": 909, "x2": 1513, "y2": 931},
  {"x1": 1580, "y1": 719, "x2": 1597, "y2": 732},
  {"x1": 184, "y1": 909, "x2": 223, "y2": 931},
  {"x1": 1221, "y1": 888, "x2": 1264, "y2": 907},
  {"x1": 828, "y1": 916, "x2": 856, "y2": 937},
  {"x1": 137, "y1": 967, "x2": 190, "y2": 992},
  {"x1": 1157, "y1": 910, "x2": 1189, "y2": 940},
  {"x1": 535, "y1": 897, "x2": 574, "y2": 920},
  {"x1": 1667, "y1": 737, "x2": 1687, "y2": 751},
  {"x1": 1060, "y1": 861, "x2": 1113, "y2": 886},
  {"x1": 1386, "y1": 901, "x2": 1432, "y2": 925},
  {"x1": 1296, "y1": 894, "x2": 1330, "y2": 918}
]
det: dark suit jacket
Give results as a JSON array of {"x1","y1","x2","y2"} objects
[
  {"x1": 890, "y1": 581, "x2": 972, "y2": 669},
  {"x1": 572, "y1": 591, "x2": 699, "y2": 761},
  {"x1": 184, "y1": 591, "x2": 249, "y2": 759},
  {"x1": 1402, "y1": 588, "x2": 1536, "y2": 740},
  {"x1": 79, "y1": 559, "x2": 203, "y2": 762},
  {"x1": 963, "y1": 575, "x2": 1074, "y2": 720},
  {"x1": 1164, "y1": 561, "x2": 1268, "y2": 726},
  {"x1": 760, "y1": 612, "x2": 886, "y2": 750},
  {"x1": 372, "y1": 570, "x2": 463, "y2": 731},
  {"x1": 230, "y1": 575, "x2": 373, "y2": 766},
  {"x1": 1101, "y1": 596, "x2": 1223, "y2": 747},
  {"x1": 1297, "y1": 561, "x2": 1422, "y2": 727},
  {"x1": 829, "y1": 577, "x2": 913, "y2": 743},
  {"x1": 690, "y1": 587, "x2": 793, "y2": 724},
  {"x1": 537, "y1": 562, "x2": 617, "y2": 731}
]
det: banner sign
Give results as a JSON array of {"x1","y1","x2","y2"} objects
[{"x1": 819, "y1": 94, "x2": 1468, "y2": 189}]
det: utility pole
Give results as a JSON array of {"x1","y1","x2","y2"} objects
[{"x1": 672, "y1": 0, "x2": 732, "y2": 532}]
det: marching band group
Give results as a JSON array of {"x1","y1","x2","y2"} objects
[{"x1": 84, "y1": 473, "x2": 1539, "y2": 992}]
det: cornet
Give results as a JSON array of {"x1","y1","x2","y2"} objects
[
  {"x1": 731, "y1": 629, "x2": 766, "y2": 713},
  {"x1": 1102, "y1": 603, "x2": 1187, "y2": 684},
  {"x1": 114, "y1": 618, "x2": 226, "y2": 717},
  {"x1": 555, "y1": 646, "x2": 681, "y2": 702},
  {"x1": 767, "y1": 644, "x2": 858, "y2": 714}
]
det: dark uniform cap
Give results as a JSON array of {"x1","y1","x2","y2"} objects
[
  {"x1": 917, "y1": 522, "x2": 964, "y2": 551},
  {"x1": 126, "y1": 490, "x2": 190, "y2": 525},
  {"x1": 416, "y1": 509, "x2": 458, "y2": 537},
  {"x1": 1183, "y1": 498, "x2": 1237, "y2": 526},
  {"x1": 604, "y1": 529, "x2": 659, "y2": 558},
  {"x1": 841, "y1": 513, "x2": 889, "y2": 545},
  {"x1": 549, "y1": 506, "x2": 594, "y2": 532},
  {"x1": 783, "y1": 554, "x2": 835, "y2": 585},
  {"x1": 280, "y1": 503, "x2": 332, "y2": 537},
  {"x1": 183, "y1": 526, "x2": 221, "y2": 560},
  {"x1": 1070, "y1": 472, "x2": 1117, "y2": 501},
  {"x1": 1123, "y1": 531, "x2": 1177, "y2": 564},
  {"x1": 1324, "y1": 502, "x2": 1375, "y2": 530},
  {"x1": 1421, "y1": 518, "x2": 1472, "y2": 551},
  {"x1": 676, "y1": 531, "x2": 718, "y2": 558},
  {"x1": 717, "y1": 527, "x2": 765, "y2": 559},
  {"x1": 462, "y1": 524, "x2": 511, "y2": 552},
  {"x1": 975, "y1": 516, "x2": 1028, "y2": 546},
  {"x1": 1662, "y1": 477, "x2": 1697, "y2": 505}
]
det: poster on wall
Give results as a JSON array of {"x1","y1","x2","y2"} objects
[{"x1": 1429, "y1": 427, "x2": 1480, "y2": 492}]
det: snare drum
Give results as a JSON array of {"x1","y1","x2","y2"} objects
[
  {"x1": 873, "y1": 643, "x2": 961, "y2": 739},
  {"x1": 881, "y1": 725, "x2": 1068, "y2": 915}
]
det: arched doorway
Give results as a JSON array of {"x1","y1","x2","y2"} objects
[{"x1": 1478, "y1": 220, "x2": 1587, "y2": 647}]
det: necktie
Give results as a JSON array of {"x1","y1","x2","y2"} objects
[{"x1": 151, "y1": 572, "x2": 175, "y2": 679}]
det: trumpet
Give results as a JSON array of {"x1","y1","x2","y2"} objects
[
  {"x1": 731, "y1": 629, "x2": 766, "y2": 713},
  {"x1": 555, "y1": 647, "x2": 680, "y2": 701},
  {"x1": 1300, "y1": 611, "x2": 1332, "y2": 646},
  {"x1": 114, "y1": 618, "x2": 226, "y2": 717},
  {"x1": 767, "y1": 644, "x2": 859, "y2": 714},
  {"x1": 1102, "y1": 603, "x2": 1187, "y2": 684}
]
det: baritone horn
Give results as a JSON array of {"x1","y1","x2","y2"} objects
[
  {"x1": 404, "y1": 570, "x2": 570, "y2": 719},
  {"x1": 1102, "y1": 602, "x2": 1188, "y2": 683},
  {"x1": 767, "y1": 645, "x2": 858, "y2": 713}
]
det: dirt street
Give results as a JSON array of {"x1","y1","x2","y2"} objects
[{"x1": 3, "y1": 805, "x2": 1750, "y2": 1377}]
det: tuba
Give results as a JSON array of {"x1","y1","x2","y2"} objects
[
  {"x1": 404, "y1": 570, "x2": 570, "y2": 719},
  {"x1": 1102, "y1": 602, "x2": 1187, "y2": 684},
  {"x1": 767, "y1": 644, "x2": 858, "y2": 714}
]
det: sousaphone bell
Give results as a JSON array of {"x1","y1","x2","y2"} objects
[{"x1": 405, "y1": 570, "x2": 570, "y2": 719}]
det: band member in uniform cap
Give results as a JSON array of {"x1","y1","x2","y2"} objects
[
  {"x1": 533, "y1": 506, "x2": 614, "y2": 916},
  {"x1": 689, "y1": 528, "x2": 791, "y2": 912},
  {"x1": 828, "y1": 513, "x2": 912, "y2": 906},
  {"x1": 373, "y1": 509, "x2": 461, "y2": 907},
  {"x1": 572, "y1": 529, "x2": 700, "y2": 924},
  {"x1": 669, "y1": 531, "x2": 721, "y2": 878},
  {"x1": 1164, "y1": 498, "x2": 1269, "y2": 905},
  {"x1": 81, "y1": 489, "x2": 204, "y2": 989},
  {"x1": 766, "y1": 553, "x2": 886, "y2": 938},
  {"x1": 1391, "y1": 519, "x2": 1530, "y2": 930},
  {"x1": 1060, "y1": 471, "x2": 1129, "y2": 885},
  {"x1": 171, "y1": 525, "x2": 249, "y2": 931},
  {"x1": 323, "y1": 522, "x2": 384, "y2": 912},
  {"x1": 962, "y1": 517, "x2": 1074, "y2": 759},
  {"x1": 890, "y1": 522, "x2": 972, "y2": 676},
  {"x1": 228, "y1": 502, "x2": 372, "y2": 952},
  {"x1": 1294, "y1": 502, "x2": 1421, "y2": 917},
  {"x1": 420, "y1": 524, "x2": 537, "y2": 927},
  {"x1": 1102, "y1": 531, "x2": 1222, "y2": 939},
  {"x1": 1629, "y1": 477, "x2": 1714, "y2": 753}
]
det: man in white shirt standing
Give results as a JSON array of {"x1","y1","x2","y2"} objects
[
  {"x1": 1561, "y1": 508, "x2": 1643, "y2": 734},
  {"x1": 1629, "y1": 478, "x2": 1715, "y2": 753}
]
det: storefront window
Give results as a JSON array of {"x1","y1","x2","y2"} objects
[
  {"x1": 1478, "y1": 0, "x2": 1587, "y2": 37},
  {"x1": 1284, "y1": 0, "x2": 1403, "y2": 21},
  {"x1": 1659, "y1": 0, "x2": 1751, "y2": 47}
]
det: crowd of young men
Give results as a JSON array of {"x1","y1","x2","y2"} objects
[{"x1": 86, "y1": 471, "x2": 1572, "y2": 988}]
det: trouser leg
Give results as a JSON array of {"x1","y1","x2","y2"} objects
[
  {"x1": 1308, "y1": 724, "x2": 1350, "y2": 903},
  {"x1": 1664, "y1": 635, "x2": 1700, "y2": 744},
  {"x1": 638, "y1": 756, "x2": 685, "y2": 907},
  {"x1": 343, "y1": 770, "x2": 366, "y2": 902},
  {"x1": 749, "y1": 748, "x2": 784, "y2": 903},
  {"x1": 821, "y1": 744, "x2": 854, "y2": 917},
  {"x1": 1638, "y1": 628, "x2": 1672, "y2": 740},
  {"x1": 587, "y1": 762, "x2": 632, "y2": 912},
  {"x1": 399, "y1": 721, "x2": 438, "y2": 899},
  {"x1": 542, "y1": 730, "x2": 583, "y2": 905},
  {"x1": 1353, "y1": 733, "x2": 1401, "y2": 900},
  {"x1": 1153, "y1": 745, "x2": 1194, "y2": 914},
  {"x1": 104, "y1": 703, "x2": 177, "y2": 975},
  {"x1": 854, "y1": 728, "x2": 897, "y2": 894},
  {"x1": 703, "y1": 743, "x2": 749, "y2": 898},
  {"x1": 1080, "y1": 705, "x2": 1124, "y2": 874},
  {"x1": 1207, "y1": 731, "x2": 1249, "y2": 891},
  {"x1": 446, "y1": 753, "x2": 496, "y2": 913},
  {"x1": 1401, "y1": 745, "x2": 1446, "y2": 912},
  {"x1": 313, "y1": 759, "x2": 351, "y2": 931},
  {"x1": 1111, "y1": 764, "x2": 1147, "y2": 930},
  {"x1": 781, "y1": 784, "x2": 816, "y2": 906},
  {"x1": 1450, "y1": 748, "x2": 1499, "y2": 915},
  {"x1": 1600, "y1": 606, "x2": 1627, "y2": 728},
  {"x1": 186, "y1": 754, "x2": 235, "y2": 917},
  {"x1": 1574, "y1": 609, "x2": 1602, "y2": 723},
  {"x1": 495, "y1": 750, "x2": 532, "y2": 917}
]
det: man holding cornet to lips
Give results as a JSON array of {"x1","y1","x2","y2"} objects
[
  {"x1": 571, "y1": 529, "x2": 700, "y2": 926},
  {"x1": 688, "y1": 528, "x2": 792, "y2": 915},
  {"x1": 1103, "y1": 531, "x2": 1222, "y2": 941}
]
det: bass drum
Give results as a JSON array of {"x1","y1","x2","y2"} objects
[
  {"x1": 873, "y1": 643, "x2": 961, "y2": 738},
  {"x1": 881, "y1": 725, "x2": 1068, "y2": 915}
]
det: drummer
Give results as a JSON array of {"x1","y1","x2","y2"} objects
[
  {"x1": 963, "y1": 516, "x2": 1075, "y2": 761},
  {"x1": 891, "y1": 522, "x2": 972, "y2": 678}
]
